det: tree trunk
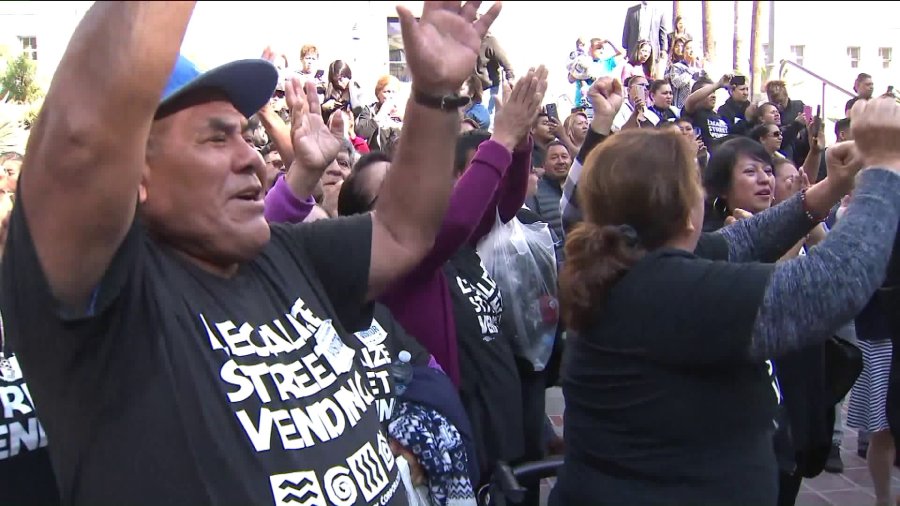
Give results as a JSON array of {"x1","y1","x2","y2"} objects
[
  {"x1": 749, "y1": 0, "x2": 763, "y2": 96},
  {"x1": 702, "y1": 0, "x2": 715, "y2": 62},
  {"x1": 673, "y1": 0, "x2": 680, "y2": 26},
  {"x1": 733, "y1": 0, "x2": 742, "y2": 72}
]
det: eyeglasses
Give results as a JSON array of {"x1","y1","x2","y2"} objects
[{"x1": 769, "y1": 130, "x2": 783, "y2": 138}]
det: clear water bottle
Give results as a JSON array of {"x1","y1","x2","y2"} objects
[{"x1": 390, "y1": 350, "x2": 414, "y2": 396}]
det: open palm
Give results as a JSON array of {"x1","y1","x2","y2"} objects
[
  {"x1": 397, "y1": 1, "x2": 502, "y2": 95},
  {"x1": 285, "y1": 76, "x2": 343, "y2": 173}
]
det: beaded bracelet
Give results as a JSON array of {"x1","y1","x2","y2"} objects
[{"x1": 800, "y1": 187, "x2": 828, "y2": 223}]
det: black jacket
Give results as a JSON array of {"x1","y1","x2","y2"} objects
[
  {"x1": 718, "y1": 97, "x2": 752, "y2": 135},
  {"x1": 524, "y1": 177, "x2": 564, "y2": 244}
]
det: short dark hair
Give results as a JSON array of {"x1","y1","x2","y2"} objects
[
  {"x1": 704, "y1": 136, "x2": 773, "y2": 207},
  {"x1": 338, "y1": 153, "x2": 393, "y2": 217},
  {"x1": 454, "y1": 129, "x2": 492, "y2": 176},
  {"x1": 835, "y1": 117, "x2": 851, "y2": 139},
  {"x1": 691, "y1": 77, "x2": 713, "y2": 93},
  {"x1": 657, "y1": 121, "x2": 680, "y2": 131},
  {"x1": 749, "y1": 123, "x2": 781, "y2": 144},
  {"x1": 352, "y1": 151, "x2": 392, "y2": 174},
  {"x1": 546, "y1": 140, "x2": 567, "y2": 152},
  {"x1": 856, "y1": 72, "x2": 872, "y2": 83},
  {"x1": 649, "y1": 79, "x2": 670, "y2": 95}
]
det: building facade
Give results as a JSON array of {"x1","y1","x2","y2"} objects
[{"x1": 2, "y1": 1, "x2": 896, "y2": 141}]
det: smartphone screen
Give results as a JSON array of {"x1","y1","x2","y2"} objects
[
  {"x1": 803, "y1": 105, "x2": 813, "y2": 123},
  {"x1": 693, "y1": 127, "x2": 702, "y2": 138},
  {"x1": 314, "y1": 69, "x2": 325, "y2": 80},
  {"x1": 545, "y1": 103, "x2": 560, "y2": 123}
]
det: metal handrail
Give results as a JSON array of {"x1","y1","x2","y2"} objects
[{"x1": 778, "y1": 59, "x2": 855, "y2": 98}]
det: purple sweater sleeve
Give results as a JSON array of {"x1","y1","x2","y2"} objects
[
  {"x1": 263, "y1": 175, "x2": 316, "y2": 224},
  {"x1": 403, "y1": 139, "x2": 513, "y2": 283},
  {"x1": 470, "y1": 137, "x2": 533, "y2": 246}
]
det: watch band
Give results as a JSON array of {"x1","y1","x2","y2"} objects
[{"x1": 412, "y1": 88, "x2": 471, "y2": 111}]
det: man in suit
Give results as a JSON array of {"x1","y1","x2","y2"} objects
[{"x1": 622, "y1": 1, "x2": 668, "y2": 77}]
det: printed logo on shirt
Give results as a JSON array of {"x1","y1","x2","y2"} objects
[
  {"x1": 455, "y1": 260, "x2": 503, "y2": 342},
  {"x1": 268, "y1": 437, "x2": 401, "y2": 506},
  {"x1": 0, "y1": 355, "x2": 50, "y2": 461},
  {"x1": 199, "y1": 295, "x2": 401, "y2": 505},
  {"x1": 708, "y1": 118, "x2": 729, "y2": 139},
  {"x1": 354, "y1": 320, "x2": 395, "y2": 422}
]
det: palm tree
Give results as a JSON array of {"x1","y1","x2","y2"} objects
[
  {"x1": 733, "y1": 0, "x2": 742, "y2": 72},
  {"x1": 749, "y1": 0, "x2": 763, "y2": 95},
  {"x1": 673, "y1": 0, "x2": 680, "y2": 27},
  {"x1": 701, "y1": 0, "x2": 715, "y2": 62}
]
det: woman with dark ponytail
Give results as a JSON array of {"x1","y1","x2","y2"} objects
[{"x1": 549, "y1": 94, "x2": 900, "y2": 506}]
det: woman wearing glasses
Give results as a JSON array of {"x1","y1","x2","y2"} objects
[{"x1": 752, "y1": 123, "x2": 787, "y2": 159}]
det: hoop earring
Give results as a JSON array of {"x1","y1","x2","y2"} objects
[{"x1": 713, "y1": 196, "x2": 728, "y2": 217}]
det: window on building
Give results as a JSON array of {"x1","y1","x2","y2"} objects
[
  {"x1": 386, "y1": 17, "x2": 409, "y2": 82},
  {"x1": 19, "y1": 36, "x2": 37, "y2": 61},
  {"x1": 879, "y1": 47, "x2": 892, "y2": 69},
  {"x1": 847, "y1": 46, "x2": 860, "y2": 68},
  {"x1": 790, "y1": 45, "x2": 804, "y2": 66},
  {"x1": 761, "y1": 43, "x2": 773, "y2": 66}
]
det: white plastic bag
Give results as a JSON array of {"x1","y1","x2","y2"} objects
[
  {"x1": 477, "y1": 211, "x2": 559, "y2": 370},
  {"x1": 396, "y1": 456, "x2": 432, "y2": 506}
]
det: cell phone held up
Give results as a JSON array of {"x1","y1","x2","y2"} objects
[
  {"x1": 803, "y1": 105, "x2": 813, "y2": 124},
  {"x1": 545, "y1": 103, "x2": 560, "y2": 124}
]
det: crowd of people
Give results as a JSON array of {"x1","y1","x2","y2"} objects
[{"x1": 0, "y1": 2, "x2": 898, "y2": 506}]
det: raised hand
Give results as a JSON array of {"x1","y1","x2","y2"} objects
[
  {"x1": 850, "y1": 96, "x2": 900, "y2": 171},
  {"x1": 492, "y1": 66, "x2": 548, "y2": 151},
  {"x1": 285, "y1": 76, "x2": 344, "y2": 173},
  {"x1": 724, "y1": 208, "x2": 753, "y2": 226},
  {"x1": 587, "y1": 77, "x2": 624, "y2": 126},
  {"x1": 718, "y1": 73, "x2": 733, "y2": 88},
  {"x1": 397, "y1": 1, "x2": 502, "y2": 95},
  {"x1": 789, "y1": 167, "x2": 811, "y2": 195},
  {"x1": 808, "y1": 116, "x2": 825, "y2": 151},
  {"x1": 260, "y1": 46, "x2": 276, "y2": 63},
  {"x1": 825, "y1": 141, "x2": 865, "y2": 192}
]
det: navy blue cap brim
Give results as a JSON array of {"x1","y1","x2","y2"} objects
[{"x1": 158, "y1": 59, "x2": 278, "y2": 118}]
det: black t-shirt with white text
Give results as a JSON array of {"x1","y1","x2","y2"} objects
[
  {"x1": 2, "y1": 196, "x2": 407, "y2": 506},
  {"x1": 355, "y1": 304, "x2": 430, "y2": 424},
  {"x1": 444, "y1": 246, "x2": 523, "y2": 479},
  {"x1": 0, "y1": 351, "x2": 60, "y2": 505},
  {"x1": 553, "y1": 248, "x2": 779, "y2": 506},
  {"x1": 691, "y1": 108, "x2": 730, "y2": 152}
]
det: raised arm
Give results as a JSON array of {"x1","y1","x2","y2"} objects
[
  {"x1": 366, "y1": 1, "x2": 502, "y2": 301},
  {"x1": 19, "y1": 1, "x2": 195, "y2": 308},
  {"x1": 482, "y1": 68, "x2": 547, "y2": 229},
  {"x1": 717, "y1": 141, "x2": 862, "y2": 263},
  {"x1": 801, "y1": 117, "x2": 826, "y2": 182},
  {"x1": 414, "y1": 67, "x2": 546, "y2": 275},
  {"x1": 469, "y1": 138, "x2": 533, "y2": 246},
  {"x1": 264, "y1": 78, "x2": 346, "y2": 210},
  {"x1": 560, "y1": 77, "x2": 624, "y2": 235},
  {"x1": 684, "y1": 73, "x2": 731, "y2": 115},
  {"x1": 749, "y1": 169, "x2": 900, "y2": 360},
  {"x1": 257, "y1": 104, "x2": 294, "y2": 168},
  {"x1": 747, "y1": 97, "x2": 900, "y2": 360}
]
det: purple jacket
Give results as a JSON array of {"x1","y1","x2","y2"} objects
[
  {"x1": 379, "y1": 138, "x2": 532, "y2": 385},
  {"x1": 263, "y1": 175, "x2": 316, "y2": 223}
]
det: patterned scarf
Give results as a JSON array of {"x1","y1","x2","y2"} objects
[{"x1": 388, "y1": 401, "x2": 476, "y2": 506}]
